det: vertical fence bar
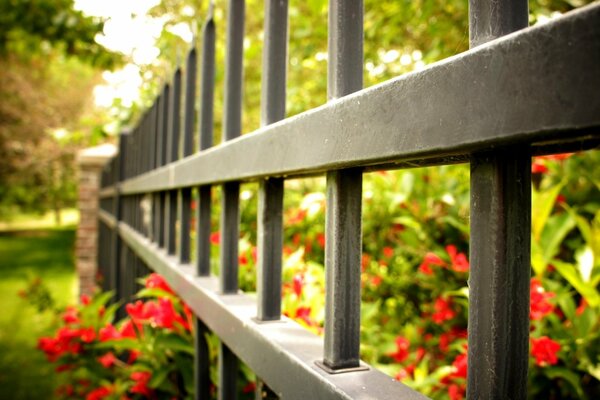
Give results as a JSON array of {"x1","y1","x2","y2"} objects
[
  {"x1": 196, "y1": 5, "x2": 216, "y2": 278},
  {"x1": 194, "y1": 7, "x2": 216, "y2": 400},
  {"x1": 158, "y1": 85, "x2": 170, "y2": 249},
  {"x1": 179, "y1": 44, "x2": 197, "y2": 265},
  {"x1": 320, "y1": 0, "x2": 364, "y2": 371},
  {"x1": 220, "y1": 0, "x2": 244, "y2": 294},
  {"x1": 255, "y1": 0, "x2": 288, "y2": 323},
  {"x1": 111, "y1": 131, "x2": 129, "y2": 310},
  {"x1": 154, "y1": 93, "x2": 163, "y2": 245},
  {"x1": 467, "y1": 1, "x2": 530, "y2": 399},
  {"x1": 149, "y1": 101, "x2": 158, "y2": 242},
  {"x1": 166, "y1": 68, "x2": 182, "y2": 255},
  {"x1": 219, "y1": 0, "x2": 245, "y2": 398}
]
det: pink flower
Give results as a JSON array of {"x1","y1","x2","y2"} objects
[{"x1": 531, "y1": 336, "x2": 561, "y2": 366}]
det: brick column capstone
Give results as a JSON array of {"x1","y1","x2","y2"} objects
[{"x1": 76, "y1": 144, "x2": 116, "y2": 298}]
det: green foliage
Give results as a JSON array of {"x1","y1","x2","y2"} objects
[
  {"x1": 0, "y1": 227, "x2": 76, "y2": 399},
  {"x1": 0, "y1": 0, "x2": 121, "y2": 69}
]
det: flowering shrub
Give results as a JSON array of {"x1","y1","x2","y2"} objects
[{"x1": 34, "y1": 274, "x2": 257, "y2": 399}]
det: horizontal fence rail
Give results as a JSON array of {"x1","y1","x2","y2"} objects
[
  {"x1": 97, "y1": 2, "x2": 600, "y2": 399},
  {"x1": 101, "y1": 4, "x2": 599, "y2": 198}
]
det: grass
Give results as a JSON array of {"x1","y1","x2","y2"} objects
[
  {"x1": 0, "y1": 208, "x2": 79, "y2": 231},
  {"x1": 0, "y1": 218, "x2": 77, "y2": 399}
]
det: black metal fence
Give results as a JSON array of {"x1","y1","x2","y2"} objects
[{"x1": 98, "y1": 1, "x2": 600, "y2": 398}]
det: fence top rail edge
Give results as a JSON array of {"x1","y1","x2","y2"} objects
[
  {"x1": 99, "y1": 3, "x2": 599, "y2": 197},
  {"x1": 110, "y1": 219, "x2": 428, "y2": 400}
]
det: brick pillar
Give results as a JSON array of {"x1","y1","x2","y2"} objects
[{"x1": 76, "y1": 144, "x2": 116, "y2": 297}]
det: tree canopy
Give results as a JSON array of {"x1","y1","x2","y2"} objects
[{"x1": 0, "y1": 0, "x2": 121, "y2": 218}]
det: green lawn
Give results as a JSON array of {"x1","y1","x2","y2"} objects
[{"x1": 0, "y1": 225, "x2": 77, "y2": 399}]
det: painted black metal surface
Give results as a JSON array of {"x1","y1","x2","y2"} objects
[
  {"x1": 467, "y1": 1, "x2": 531, "y2": 399},
  {"x1": 323, "y1": 0, "x2": 364, "y2": 371},
  {"x1": 256, "y1": 0, "x2": 288, "y2": 323}
]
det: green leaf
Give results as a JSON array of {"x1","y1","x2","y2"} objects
[
  {"x1": 154, "y1": 333, "x2": 194, "y2": 355},
  {"x1": 540, "y1": 213, "x2": 576, "y2": 265},
  {"x1": 545, "y1": 367, "x2": 586, "y2": 399},
  {"x1": 94, "y1": 338, "x2": 143, "y2": 352},
  {"x1": 552, "y1": 261, "x2": 600, "y2": 307},
  {"x1": 149, "y1": 365, "x2": 173, "y2": 389},
  {"x1": 136, "y1": 288, "x2": 179, "y2": 302},
  {"x1": 532, "y1": 182, "x2": 564, "y2": 242}
]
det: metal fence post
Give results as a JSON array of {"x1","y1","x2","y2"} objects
[
  {"x1": 467, "y1": 1, "x2": 531, "y2": 399},
  {"x1": 321, "y1": 0, "x2": 365, "y2": 372}
]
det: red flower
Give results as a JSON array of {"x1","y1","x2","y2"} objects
[
  {"x1": 86, "y1": 385, "x2": 113, "y2": 400},
  {"x1": 361, "y1": 254, "x2": 371, "y2": 271},
  {"x1": 98, "y1": 352, "x2": 117, "y2": 368},
  {"x1": 99, "y1": 324, "x2": 121, "y2": 341},
  {"x1": 239, "y1": 253, "x2": 248, "y2": 265},
  {"x1": 295, "y1": 307, "x2": 314, "y2": 326},
  {"x1": 530, "y1": 278, "x2": 555, "y2": 320},
  {"x1": 128, "y1": 350, "x2": 141, "y2": 364},
  {"x1": 450, "y1": 353, "x2": 468, "y2": 379},
  {"x1": 446, "y1": 245, "x2": 469, "y2": 272},
  {"x1": 55, "y1": 364, "x2": 74, "y2": 372},
  {"x1": 293, "y1": 274, "x2": 304, "y2": 298},
  {"x1": 80, "y1": 294, "x2": 91, "y2": 305},
  {"x1": 119, "y1": 320, "x2": 139, "y2": 339},
  {"x1": 242, "y1": 382, "x2": 256, "y2": 393},
  {"x1": 531, "y1": 159, "x2": 548, "y2": 174},
  {"x1": 576, "y1": 299, "x2": 587, "y2": 316},
  {"x1": 316, "y1": 233, "x2": 325, "y2": 248},
  {"x1": 126, "y1": 300, "x2": 149, "y2": 322},
  {"x1": 531, "y1": 336, "x2": 561, "y2": 366},
  {"x1": 383, "y1": 246, "x2": 394, "y2": 258},
  {"x1": 79, "y1": 327, "x2": 96, "y2": 343},
  {"x1": 145, "y1": 273, "x2": 175, "y2": 295},
  {"x1": 389, "y1": 336, "x2": 410, "y2": 363},
  {"x1": 62, "y1": 306, "x2": 79, "y2": 324},
  {"x1": 419, "y1": 252, "x2": 446, "y2": 274},
  {"x1": 432, "y1": 297, "x2": 456, "y2": 324},
  {"x1": 210, "y1": 231, "x2": 220, "y2": 245},
  {"x1": 288, "y1": 209, "x2": 307, "y2": 225},
  {"x1": 152, "y1": 297, "x2": 189, "y2": 331},
  {"x1": 448, "y1": 383, "x2": 466, "y2": 400},
  {"x1": 130, "y1": 371, "x2": 153, "y2": 397}
]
